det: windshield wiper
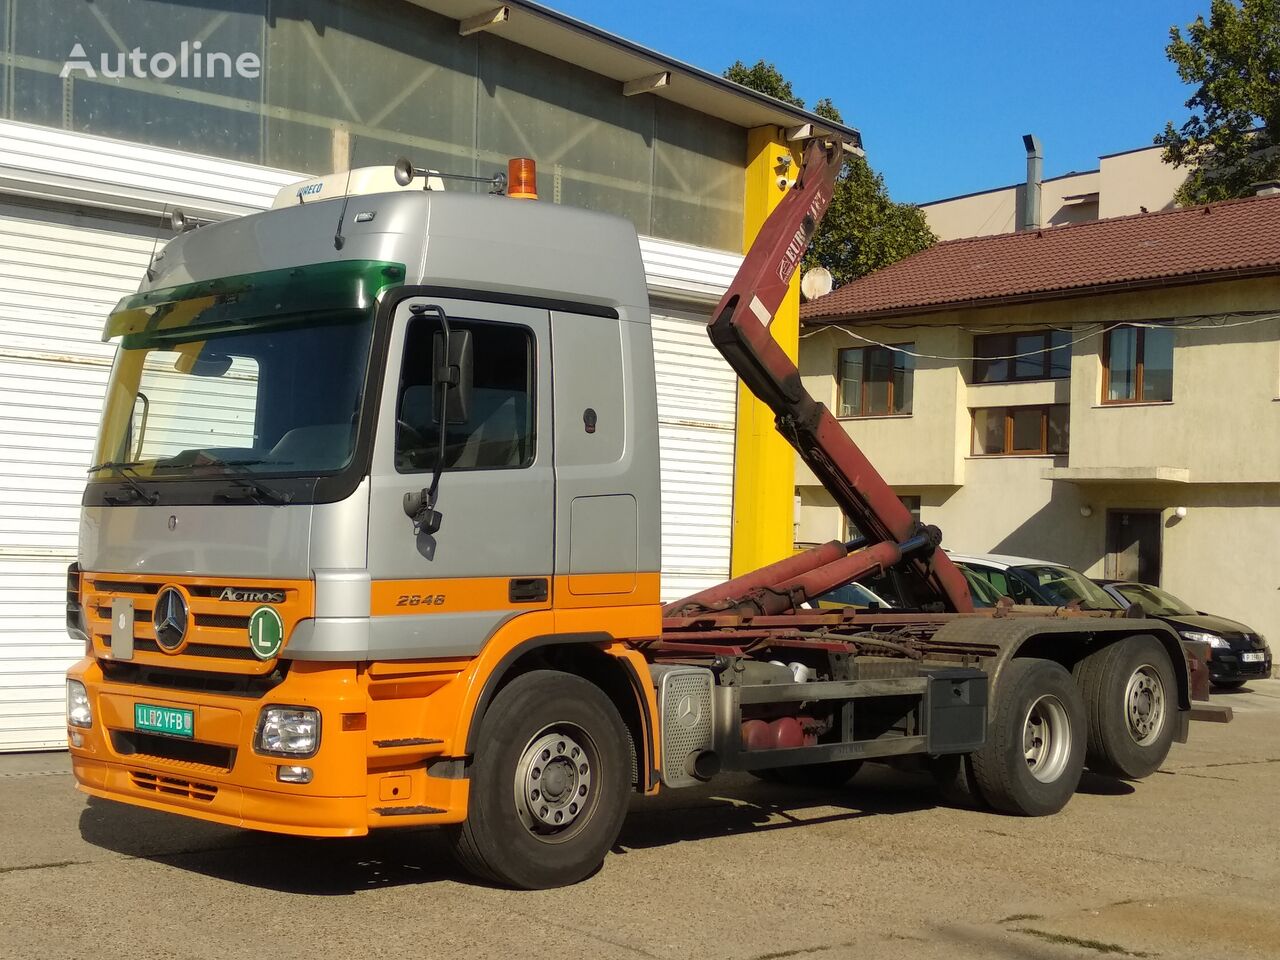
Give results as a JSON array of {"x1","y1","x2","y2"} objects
[
  {"x1": 215, "y1": 477, "x2": 294, "y2": 505},
  {"x1": 87, "y1": 460, "x2": 159, "y2": 505}
]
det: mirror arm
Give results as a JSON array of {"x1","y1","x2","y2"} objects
[{"x1": 402, "y1": 304, "x2": 452, "y2": 536}]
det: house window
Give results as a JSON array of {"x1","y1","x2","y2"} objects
[
  {"x1": 843, "y1": 495, "x2": 920, "y2": 541},
  {"x1": 837, "y1": 344, "x2": 914, "y2": 417},
  {"x1": 971, "y1": 405, "x2": 1069, "y2": 456},
  {"x1": 1103, "y1": 325, "x2": 1173, "y2": 403},
  {"x1": 972, "y1": 329, "x2": 1072, "y2": 383}
]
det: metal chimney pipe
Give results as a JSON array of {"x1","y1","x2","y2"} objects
[{"x1": 1022, "y1": 134, "x2": 1042, "y2": 231}]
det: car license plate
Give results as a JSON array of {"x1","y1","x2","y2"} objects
[
  {"x1": 134, "y1": 703, "x2": 194, "y2": 738},
  {"x1": 1242, "y1": 652, "x2": 1266, "y2": 663}
]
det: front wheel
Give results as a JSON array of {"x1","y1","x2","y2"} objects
[
  {"x1": 1078, "y1": 635, "x2": 1176, "y2": 780},
  {"x1": 450, "y1": 670, "x2": 632, "y2": 889},
  {"x1": 972, "y1": 658, "x2": 1086, "y2": 816}
]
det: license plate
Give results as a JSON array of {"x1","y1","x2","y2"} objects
[
  {"x1": 134, "y1": 703, "x2": 194, "y2": 738},
  {"x1": 1241, "y1": 652, "x2": 1266, "y2": 663}
]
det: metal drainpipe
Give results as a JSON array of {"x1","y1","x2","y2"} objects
[{"x1": 1022, "y1": 133, "x2": 1042, "y2": 231}]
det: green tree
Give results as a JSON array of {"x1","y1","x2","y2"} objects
[
  {"x1": 1156, "y1": 0, "x2": 1280, "y2": 204},
  {"x1": 724, "y1": 60, "x2": 935, "y2": 285}
]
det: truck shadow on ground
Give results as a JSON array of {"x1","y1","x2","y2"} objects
[{"x1": 76, "y1": 767, "x2": 1135, "y2": 894}]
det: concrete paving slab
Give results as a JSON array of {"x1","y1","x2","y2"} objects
[{"x1": 2, "y1": 680, "x2": 1278, "y2": 960}]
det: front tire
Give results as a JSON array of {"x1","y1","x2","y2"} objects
[
  {"x1": 450, "y1": 670, "x2": 632, "y2": 889},
  {"x1": 1078, "y1": 635, "x2": 1176, "y2": 779},
  {"x1": 972, "y1": 658, "x2": 1086, "y2": 816}
]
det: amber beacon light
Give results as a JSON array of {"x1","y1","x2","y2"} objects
[{"x1": 507, "y1": 157, "x2": 538, "y2": 199}]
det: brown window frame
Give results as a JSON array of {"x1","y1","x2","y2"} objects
[
  {"x1": 972, "y1": 329, "x2": 1072, "y2": 384},
  {"x1": 1101, "y1": 324, "x2": 1173, "y2": 405},
  {"x1": 970, "y1": 404, "x2": 1070, "y2": 456},
  {"x1": 836, "y1": 343, "x2": 914, "y2": 418}
]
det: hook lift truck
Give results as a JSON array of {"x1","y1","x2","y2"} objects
[{"x1": 66, "y1": 138, "x2": 1211, "y2": 889}]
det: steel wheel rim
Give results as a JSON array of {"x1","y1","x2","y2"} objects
[
  {"x1": 513, "y1": 723, "x2": 597, "y2": 843},
  {"x1": 1023, "y1": 694, "x2": 1071, "y2": 784},
  {"x1": 1125, "y1": 664, "x2": 1166, "y2": 746}
]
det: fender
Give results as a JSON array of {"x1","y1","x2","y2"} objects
[{"x1": 436, "y1": 610, "x2": 661, "y2": 791}]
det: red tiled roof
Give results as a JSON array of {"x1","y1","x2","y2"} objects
[{"x1": 801, "y1": 193, "x2": 1280, "y2": 323}]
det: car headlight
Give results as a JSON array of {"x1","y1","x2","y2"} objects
[
  {"x1": 66, "y1": 679, "x2": 92, "y2": 728},
  {"x1": 254, "y1": 705, "x2": 321, "y2": 758},
  {"x1": 1181, "y1": 630, "x2": 1230, "y2": 649}
]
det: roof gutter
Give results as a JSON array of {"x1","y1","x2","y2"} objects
[
  {"x1": 516, "y1": 1, "x2": 862, "y2": 144},
  {"x1": 802, "y1": 264, "x2": 1280, "y2": 325},
  {"x1": 413, "y1": 0, "x2": 862, "y2": 150}
]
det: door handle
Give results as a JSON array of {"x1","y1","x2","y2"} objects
[{"x1": 508, "y1": 578, "x2": 549, "y2": 603}]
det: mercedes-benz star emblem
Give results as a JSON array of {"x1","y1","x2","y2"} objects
[{"x1": 152, "y1": 587, "x2": 189, "y2": 652}]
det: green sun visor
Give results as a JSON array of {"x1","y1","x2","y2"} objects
[{"x1": 104, "y1": 260, "x2": 406, "y2": 345}]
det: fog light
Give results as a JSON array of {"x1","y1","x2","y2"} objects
[
  {"x1": 277, "y1": 765, "x2": 313, "y2": 784},
  {"x1": 67, "y1": 680, "x2": 92, "y2": 728},
  {"x1": 254, "y1": 705, "x2": 321, "y2": 758}
]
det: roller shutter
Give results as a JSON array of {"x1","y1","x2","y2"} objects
[
  {"x1": 650, "y1": 302, "x2": 737, "y2": 602},
  {"x1": 0, "y1": 202, "x2": 164, "y2": 750}
]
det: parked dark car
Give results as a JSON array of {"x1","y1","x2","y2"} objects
[{"x1": 1095, "y1": 580, "x2": 1271, "y2": 690}]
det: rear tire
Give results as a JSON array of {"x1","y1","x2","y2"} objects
[
  {"x1": 928, "y1": 752, "x2": 987, "y2": 809},
  {"x1": 1078, "y1": 635, "x2": 1176, "y2": 780},
  {"x1": 450, "y1": 670, "x2": 631, "y2": 889},
  {"x1": 972, "y1": 658, "x2": 1085, "y2": 816}
]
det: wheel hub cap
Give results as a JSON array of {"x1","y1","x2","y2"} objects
[
  {"x1": 1125, "y1": 666, "x2": 1166, "y2": 746},
  {"x1": 516, "y1": 728, "x2": 593, "y2": 834},
  {"x1": 1023, "y1": 694, "x2": 1071, "y2": 784}
]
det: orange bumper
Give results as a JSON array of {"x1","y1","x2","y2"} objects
[{"x1": 66, "y1": 657, "x2": 469, "y2": 837}]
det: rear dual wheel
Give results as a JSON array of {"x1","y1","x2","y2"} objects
[
  {"x1": 970, "y1": 658, "x2": 1086, "y2": 816},
  {"x1": 1077, "y1": 635, "x2": 1176, "y2": 779}
]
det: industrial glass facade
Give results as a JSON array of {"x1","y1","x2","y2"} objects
[{"x1": 9, "y1": 0, "x2": 745, "y2": 250}]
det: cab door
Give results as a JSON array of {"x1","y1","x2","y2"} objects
[{"x1": 366, "y1": 296, "x2": 554, "y2": 659}]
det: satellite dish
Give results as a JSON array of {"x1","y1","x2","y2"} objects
[{"x1": 800, "y1": 266, "x2": 833, "y2": 301}]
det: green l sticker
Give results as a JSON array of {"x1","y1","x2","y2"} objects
[{"x1": 248, "y1": 606, "x2": 285, "y2": 660}]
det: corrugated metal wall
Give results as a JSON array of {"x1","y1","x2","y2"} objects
[{"x1": 0, "y1": 203, "x2": 163, "y2": 750}]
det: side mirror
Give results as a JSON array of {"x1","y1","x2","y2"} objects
[{"x1": 432, "y1": 328, "x2": 473, "y2": 426}]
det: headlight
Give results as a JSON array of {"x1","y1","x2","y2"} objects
[
  {"x1": 254, "y1": 706, "x2": 321, "y2": 758},
  {"x1": 1182, "y1": 630, "x2": 1229, "y2": 649},
  {"x1": 66, "y1": 679, "x2": 92, "y2": 728}
]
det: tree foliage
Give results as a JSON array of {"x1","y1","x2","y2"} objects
[
  {"x1": 724, "y1": 60, "x2": 935, "y2": 286},
  {"x1": 1156, "y1": 0, "x2": 1280, "y2": 203}
]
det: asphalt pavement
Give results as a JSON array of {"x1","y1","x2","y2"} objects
[{"x1": 3, "y1": 680, "x2": 1279, "y2": 960}]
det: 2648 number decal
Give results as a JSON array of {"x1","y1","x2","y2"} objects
[{"x1": 395, "y1": 594, "x2": 447, "y2": 607}]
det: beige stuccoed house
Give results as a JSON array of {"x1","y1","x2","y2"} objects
[
  {"x1": 796, "y1": 191, "x2": 1280, "y2": 643},
  {"x1": 920, "y1": 142, "x2": 1188, "y2": 241}
]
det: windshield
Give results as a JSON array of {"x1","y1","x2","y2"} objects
[
  {"x1": 1113, "y1": 583, "x2": 1196, "y2": 616},
  {"x1": 962, "y1": 568, "x2": 1006, "y2": 607},
  {"x1": 90, "y1": 261, "x2": 402, "y2": 485},
  {"x1": 1014, "y1": 565, "x2": 1120, "y2": 610},
  {"x1": 810, "y1": 581, "x2": 893, "y2": 610}
]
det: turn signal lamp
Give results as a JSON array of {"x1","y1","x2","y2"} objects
[{"x1": 507, "y1": 157, "x2": 538, "y2": 200}]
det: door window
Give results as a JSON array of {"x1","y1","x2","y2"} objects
[{"x1": 395, "y1": 317, "x2": 535, "y2": 473}]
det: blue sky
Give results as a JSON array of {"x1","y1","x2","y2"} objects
[{"x1": 546, "y1": 1, "x2": 1207, "y2": 204}]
